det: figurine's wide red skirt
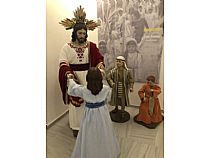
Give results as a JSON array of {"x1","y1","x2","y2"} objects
[{"x1": 135, "y1": 99, "x2": 163, "y2": 124}]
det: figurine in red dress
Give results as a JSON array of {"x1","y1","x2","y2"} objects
[{"x1": 134, "y1": 75, "x2": 163, "y2": 128}]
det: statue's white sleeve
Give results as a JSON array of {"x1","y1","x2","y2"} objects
[{"x1": 59, "y1": 44, "x2": 69, "y2": 64}]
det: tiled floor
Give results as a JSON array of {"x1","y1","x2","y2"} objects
[{"x1": 47, "y1": 106, "x2": 163, "y2": 158}]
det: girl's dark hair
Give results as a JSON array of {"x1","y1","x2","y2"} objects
[
  {"x1": 86, "y1": 67, "x2": 103, "y2": 95},
  {"x1": 71, "y1": 23, "x2": 88, "y2": 42}
]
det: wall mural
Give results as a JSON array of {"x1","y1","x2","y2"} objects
[{"x1": 97, "y1": 0, "x2": 164, "y2": 83}]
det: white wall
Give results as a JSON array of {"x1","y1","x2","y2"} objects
[{"x1": 46, "y1": 0, "x2": 164, "y2": 124}]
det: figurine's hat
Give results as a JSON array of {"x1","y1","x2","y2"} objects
[
  {"x1": 59, "y1": 5, "x2": 100, "y2": 31},
  {"x1": 116, "y1": 56, "x2": 125, "y2": 61}
]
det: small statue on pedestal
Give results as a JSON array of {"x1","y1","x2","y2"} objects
[
  {"x1": 134, "y1": 75, "x2": 163, "y2": 129},
  {"x1": 106, "y1": 56, "x2": 134, "y2": 123}
]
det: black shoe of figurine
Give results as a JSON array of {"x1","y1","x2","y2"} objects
[{"x1": 73, "y1": 130, "x2": 79, "y2": 137}]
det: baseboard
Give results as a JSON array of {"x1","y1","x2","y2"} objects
[{"x1": 46, "y1": 109, "x2": 69, "y2": 129}]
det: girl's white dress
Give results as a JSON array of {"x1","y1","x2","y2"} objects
[{"x1": 68, "y1": 79, "x2": 120, "y2": 158}]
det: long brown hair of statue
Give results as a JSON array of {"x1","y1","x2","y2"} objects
[{"x1": 86, "y1": 67, "x2": 103, "y2": 95}]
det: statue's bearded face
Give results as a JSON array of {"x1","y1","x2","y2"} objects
[{"x1": 76, "y1": 29, "x2": 87, "y2": 43}]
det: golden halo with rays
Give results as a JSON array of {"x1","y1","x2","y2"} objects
[{"x1": 59, "y1": 5, "x2": 100, "y2": 31}]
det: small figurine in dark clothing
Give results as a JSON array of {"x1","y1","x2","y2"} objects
[{"x1": 106, "y1": 56, "x2": 134, "y2": 123}]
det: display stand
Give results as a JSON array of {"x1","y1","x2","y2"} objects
[
  {"x1": 110, "y1": 109, "x2": 130, "y2": 123},
  {"x1": 133, "y1": 115, "x2": 164, "y2": 129}
]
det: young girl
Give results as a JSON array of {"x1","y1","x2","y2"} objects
[{"x1": 67, "y1": 67, "x2": 120, "y2": 158}]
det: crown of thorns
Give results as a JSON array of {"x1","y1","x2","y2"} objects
[{"x1": 59, "y1": 5, "x2": 100, "y2": 31}]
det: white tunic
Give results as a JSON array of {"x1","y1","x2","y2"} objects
[
  {"x1": 59, "y1": 43, "x2": 89, "y2": 130},
  {"x1": 68, "y1": 79, "x2": 120, "y2": 158}
]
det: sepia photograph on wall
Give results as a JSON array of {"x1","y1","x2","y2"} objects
[{"x1": 97, "y1": 0, "x2": 164, "y2": 83}]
